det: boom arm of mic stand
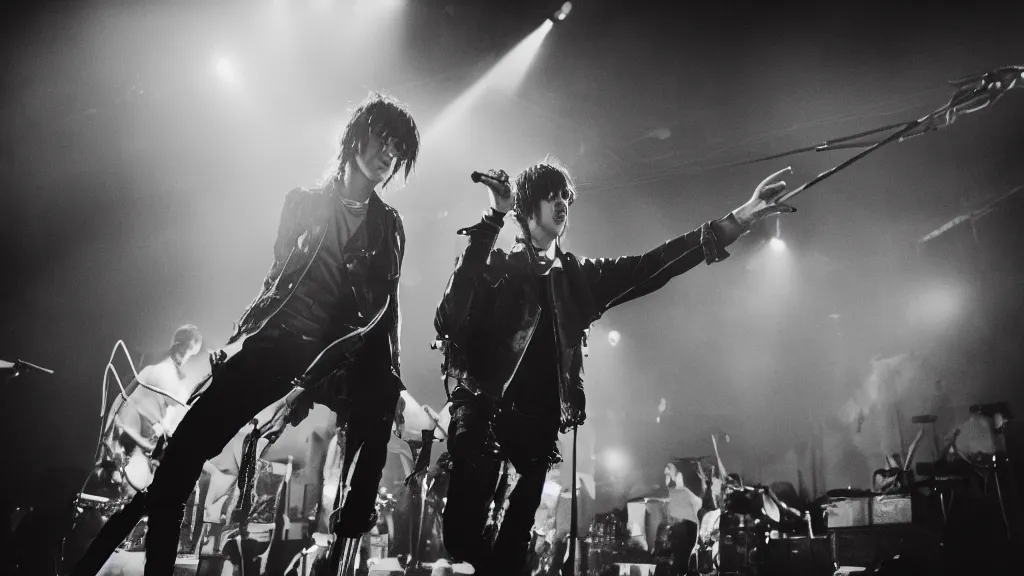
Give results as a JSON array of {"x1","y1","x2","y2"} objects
[
  {"x1": 775, "y1": 86, "x2": 983, "y2": 204},
  {"x1": 14, "y1": 359, "x2": 55, "y2": 374},
  {"x1": 732, "y1": 65, "x2": 1022, "y2": 175},
  {"x1": 2, "y1": 358, "x2": 55, "y2": 378}
]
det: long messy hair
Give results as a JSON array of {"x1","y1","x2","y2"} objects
[
  {"x1": 322, "y1": 91, "x2": 420, "y2": 188},
  {"x1": 512, "y1": 158, "x2": 577, "y2": 244}
]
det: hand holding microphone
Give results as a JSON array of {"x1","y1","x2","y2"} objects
[{"x1": 472, "y1": 169, "x2": 513, "y2": 213}]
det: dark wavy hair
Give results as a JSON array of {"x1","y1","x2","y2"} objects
[
  {"x1": 512, "y1": 159, "x2": 577, "y2": 220},
  {"x1": 511, "y1": 159, "x2": 577, "y2": 246},
  {"x1": 323, "y1": 91, "x2": 420, "y2": 188}
]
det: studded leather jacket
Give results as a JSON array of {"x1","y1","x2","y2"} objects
[
  {"x1": 434, "y1": 208, "x2": 746, "y2": 432},
  {"x1": 227, "y1": 187, "x2": 405, "y2": 392}
]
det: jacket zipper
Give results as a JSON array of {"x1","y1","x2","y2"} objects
[
  {"x1": 499, "y1": 272, "x2": 566, "y2": 421},
  {"x1": 500, "y1": 303, "x2": 541, "y2": 398},
  {"x1": 254, "y1": 218, "x2": 332, "y2": 339},
  {"x1": 546, "y1": 272, "x2": 567, "y2": 419}
]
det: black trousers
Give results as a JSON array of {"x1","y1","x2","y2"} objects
[
  {"x1": 442, "y1": 387, "x2": 559, "y2": 576},
  {"x1": 70, "y1": 326, "x2": 398, "y2": 576}
]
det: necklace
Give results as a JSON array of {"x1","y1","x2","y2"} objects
[
  {"x1": 329, "y1": 178, "x2": 370, "y2": 208},
  {"x1": 340, "y1": 196, "x2": 368, "y2": 210}
]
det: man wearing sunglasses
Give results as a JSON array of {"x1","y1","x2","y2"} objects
[{"x1": 434, "y1": 161, "x2": 794, "y2": 575}]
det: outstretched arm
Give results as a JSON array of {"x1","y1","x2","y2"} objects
[{"x1": 581, "y1": 167, "x2": 794, "y2": 316}]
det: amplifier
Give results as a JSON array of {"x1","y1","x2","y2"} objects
[
  {"x1": 762, "y1": 536, "x2": 832, "y2": 576},
  {"x1": 829, "y1": 525, "x2": 908, "y2": 568},
  {"x1": 824, "y1": 494, "x2": 911, "y2": 528},
  {"x1": 719, "y1": 529, "x2": 760, "y2": 575}
]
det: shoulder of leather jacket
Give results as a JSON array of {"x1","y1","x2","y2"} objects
[
  {"x1": 559, "y1": 250, "x2": 582, "y2": 267},
  {"x1": 373, "y1": 193, "x2": 401, "y2": 220},
  {"x1": 281, "y1": 186, "x2": 323, "y2": 222},
  {"x1": 288, "y1": 185, "x2": 322, "y2": 203},
  {"x1": 457, "y1": 221, "x2": 502, "y2": 236},
  {"x1": 491, "y1": 247, "x2": 509, "y2": 263},
  {"x1": 457, "y1": 209, "x2": 505, "y2": 236}
]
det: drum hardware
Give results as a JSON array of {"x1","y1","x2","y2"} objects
[
  {"x1": 223, "y1": 420, "x2": 306, "y2": 575},
  {"x1": 937, "y1": 401, "x2": 1015, "y2": 539},
  {"x1": 400, "y1": 428, "x2": 447, "y2": 573},
  {"x1": 912, "y1": 414, "x2": 941, "y2": 465}
]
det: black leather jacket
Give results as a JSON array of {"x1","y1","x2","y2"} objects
[
  {"x1": 435, "y1": 209, "x2": 746, "y2": 431},
  {"x1": 228, "y1": 187, "x2": 405, "y2": 391}
]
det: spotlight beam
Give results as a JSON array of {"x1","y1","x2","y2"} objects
[{"x1": 425, "y1": 19, "x2": 554, "y2": 143}]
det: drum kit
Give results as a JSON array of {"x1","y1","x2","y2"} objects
[{"x1": 541, "y1": 439, "x2": 816, "y2": 576}]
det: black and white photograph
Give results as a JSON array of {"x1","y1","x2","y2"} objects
[{"x1": 1, "y1": 1, "x2": 1022, "y2": 575}]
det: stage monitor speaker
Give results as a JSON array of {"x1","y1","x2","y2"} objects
[
  {"x1": 762, "y1": 536, "x2": 832, "y2": 576},
  {"x1": 828, "y1": 524, "x2": 942, "y2": 571}
]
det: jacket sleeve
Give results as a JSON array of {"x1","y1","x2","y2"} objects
[
  {"x1": 433, "y1": 208, "x2": 506, "y2": 344},
  {"x1": 579, "y1": 213, "x2": 747, "y2": 317},
  {"x1": 390, "y1": 212, "x2": 406, "y2": 378},
  {"x1": 263, "y1": 187, "x2": 307, "y2": 291}
]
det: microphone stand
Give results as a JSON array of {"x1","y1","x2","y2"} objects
[
  {"x1": 2, "y1": 358, "x2": 55, "y2": 384},
  {"x1": 725, "y1": 66, "x2": 1023, "y2": 204}
]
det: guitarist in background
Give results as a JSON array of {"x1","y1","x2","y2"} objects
[
  {"x1": 70, "y1": 91, "x2": 420, "y2": 576},
  {"x1": 105, "y1": 324, "x2": 204, "y2": 493}
]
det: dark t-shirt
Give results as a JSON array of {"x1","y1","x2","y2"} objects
[
  {"x1": 272, "y1": 190, "x2": 368, "y2": 341},
  {"x1": 505, "y1": 278, "x2": 561, "y2": 425}
]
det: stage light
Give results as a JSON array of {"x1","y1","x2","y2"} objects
[
  {"x1": 214, "y1": 56, "x2": 238, "y2": 85},
  {"x1": 909, "y1": 282, "x2": 964, "y2": 327},
  {"x1": 552, "y1": 2, "x2": 573, "y2": 22},
  {"x1": 425, "y1": 19, "x2": 554, "y2": 142},
  {"x1": 607, "y1": 329, "x2": 621, "y2": 346},
  {"x1": 768, "y1": 218, "x2": 786, "y2": 251},
  {"x1": 602, "y1": 448, "x2": 629, "y2": 475}
]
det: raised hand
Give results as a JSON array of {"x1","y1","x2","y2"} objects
[
  {"x1": 733, "y1": 166, "x2": 797, "y2": 226},
  {"x1": 476, "y1": 169, "x2": 513, "y2": 213}
]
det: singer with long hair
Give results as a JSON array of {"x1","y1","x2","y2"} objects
[{"x1": 69, "y1": 91, "x2": 420, "y2": 576}]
